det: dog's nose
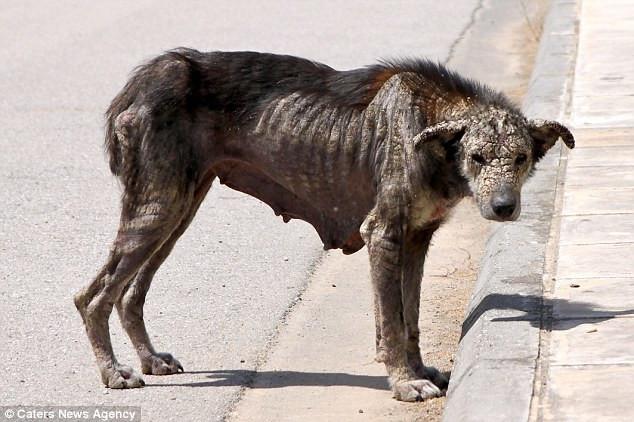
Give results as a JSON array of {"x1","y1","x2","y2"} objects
[{"x1": 491, "y1": 194, "x2": 516, "y2": 218}]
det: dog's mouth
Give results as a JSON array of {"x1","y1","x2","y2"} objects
[{"x1": 482, "y1": 210, "x2": 521, "y2": 222}]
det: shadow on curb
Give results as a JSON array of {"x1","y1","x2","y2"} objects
[{"x1": 461, "y1": 293, "x2": 634, "y2": 339}]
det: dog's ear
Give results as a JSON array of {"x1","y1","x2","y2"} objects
[
  {"x1": 413, "y1": 121, "x2": 466, "y2": 150},
  {"x1": 528, "y1": 119, "x2": 575, "y2": 161},
  {"x1": 413, "y1": 121, "x2": 467, "y2": 162}
]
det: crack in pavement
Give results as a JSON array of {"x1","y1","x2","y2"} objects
[{"x1": 444, "y1": 0, "x2": 485, "y2": 65}]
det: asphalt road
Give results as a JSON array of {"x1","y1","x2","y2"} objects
[{"x1": 1, "y1": 1, "x2": 491, "y2": 420}]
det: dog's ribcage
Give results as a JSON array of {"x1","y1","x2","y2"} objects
[{"x1": 245, "y1": 92, "x2": 378, "y2": 213}]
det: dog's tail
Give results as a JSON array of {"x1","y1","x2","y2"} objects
[
  {"x1": 104, "y1": 71, "x2": 141, "y2": 176},
  {"x1": 104, "y1": 48, "x2": 201, "y2": 177}
]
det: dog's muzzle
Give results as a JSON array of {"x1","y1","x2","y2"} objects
[{"x1": 490, "y1": 191, "x2": 518, "y2": 220}]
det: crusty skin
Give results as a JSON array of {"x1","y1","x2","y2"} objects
[{"x1": 74, "y1": 49, "x2": 574, "y2": 401}]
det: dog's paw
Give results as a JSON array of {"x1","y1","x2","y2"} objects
[
  {"x1": 102, "y1": 364, "x2": 145, "y2": 389},
  {"x1": 408, "y1": 357, "x2": 449, "y2": 391},
  {"x1": 141, "y1": 352, "x2": 184, "y2": 375},
  {"x1": 421, "y1": 365, "x2": 449, "y2": 391},
  {"x1": 392, "y1": 379, "x2": 443, "y2": 402}
]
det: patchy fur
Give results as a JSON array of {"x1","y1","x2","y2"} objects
[{"x1": 76, "y1": 49, "x2": 574, "y2": 401}]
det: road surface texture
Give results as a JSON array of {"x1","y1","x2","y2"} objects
[{"x1": 0, "y1": 1, "x2": 543, "y2": 421}]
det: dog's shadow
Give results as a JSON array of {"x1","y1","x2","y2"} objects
[
  {"x1": 147, "y1": 369, "x2": 453, "y2": 390},
  {"x1": 146, "y1": 294, "x2": 631, "y2": 390},
  {"x1": 146, "y1": 369, "x2": 391, "y2": 390},
  {"x1": 461, "y1": 293, "x2": 634, "y2": 339}
]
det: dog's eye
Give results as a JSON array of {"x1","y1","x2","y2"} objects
[
  {"x1": 515, "y1": 154, "x2": 528, "y2": 166},
  {"x1": 470, "y1": 153, "x2": 486, "y2": 165}
]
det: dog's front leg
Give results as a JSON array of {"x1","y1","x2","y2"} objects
[
  {"x1": 402, "y1": 227, "x2": 448, "y2": 391},
  {"x1": 362, "y1": 216, "x2": 443, "y2": 402}
]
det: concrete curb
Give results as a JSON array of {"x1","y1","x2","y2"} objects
[{"x1": 442, "y1": 1, "x2": 579, "y2": 421}]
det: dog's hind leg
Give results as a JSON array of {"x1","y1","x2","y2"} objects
[
  {"x1": 115, "y1": 174, "x2": 214, "y2": 376},
  {"x1": 75, "y1": 121, "x2": 198, "y2": 388},
  {"x1": 74, "y1": 184, "x2": 193, "y2": 388}
]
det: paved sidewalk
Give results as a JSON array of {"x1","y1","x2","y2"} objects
[{"x1": 539, "y1": 0, "x2": 634, "y2": 420}]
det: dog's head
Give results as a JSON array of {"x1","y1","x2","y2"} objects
[{"x1": 414, "y1": 109, "x2": 575, "y2": 222}]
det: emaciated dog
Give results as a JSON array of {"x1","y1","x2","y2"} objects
[{"x1": 74, "y1": 49, "x2": 574, "y2": 402}]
